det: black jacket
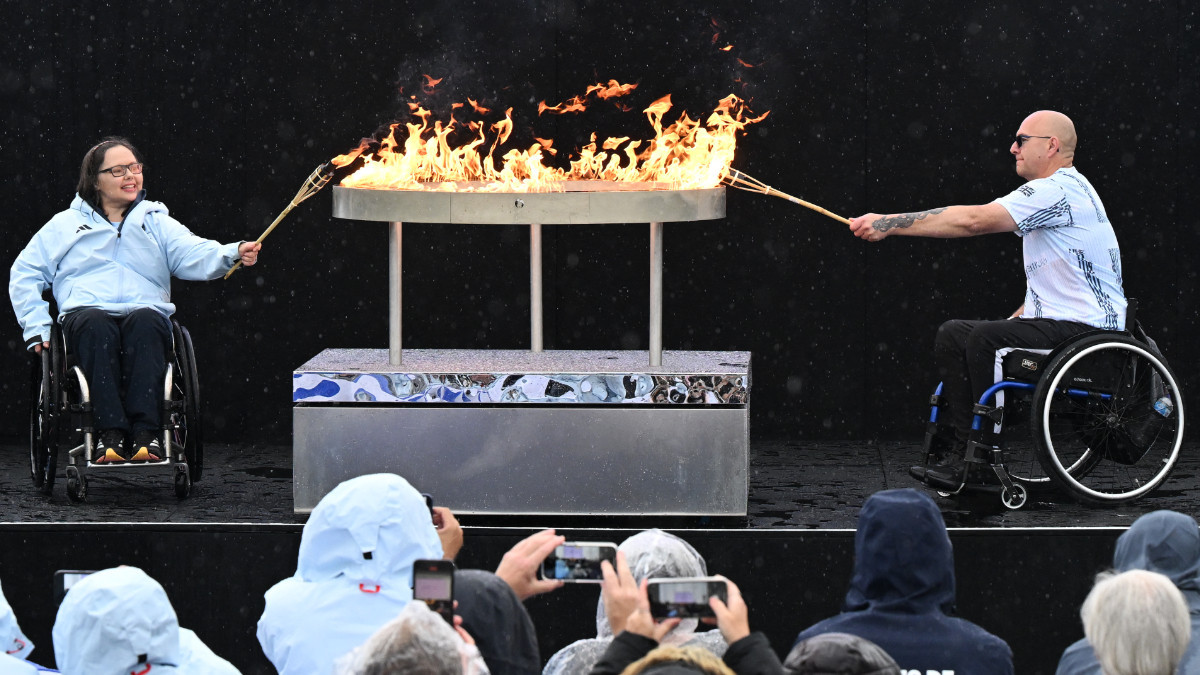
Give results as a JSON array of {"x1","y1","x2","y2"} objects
[{"x1": 588, "y1": 630, "x2": 783, "y2": 675}]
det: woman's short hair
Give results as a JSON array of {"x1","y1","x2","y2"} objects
[
  {"x1": 76, "y1": 136, "x2": 143, "y2": 214},
  {"x1": 1082, "y1": 569, "x2": 1190, "y2": 675}
]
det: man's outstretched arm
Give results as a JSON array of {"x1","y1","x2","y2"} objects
[{"x1": 849, "y1": 203, "x2": 1016, "y2": 241}]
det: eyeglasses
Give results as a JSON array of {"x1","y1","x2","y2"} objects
[
  {"x1": 97, "y1": 162, "x2": 144, "y2": 178},
  {"x1": 1014, "y1": 134, "x2": 1051, "y2": 148}
]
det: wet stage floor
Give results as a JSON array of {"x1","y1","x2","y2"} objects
[{"x1": 0, "y1": 439, "x2": 1195, "y2": 528}]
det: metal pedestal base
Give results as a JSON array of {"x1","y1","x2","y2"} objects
[{"x1": 292, "y1": 348, "x2": 750, "y2": 514}]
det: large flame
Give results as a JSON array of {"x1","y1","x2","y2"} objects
[{"x1": 334, "y1": 82, "x2": 767, "y2": 193}]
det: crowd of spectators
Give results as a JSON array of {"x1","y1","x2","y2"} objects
[{"x1": 4, "y1": 480, "x2": 1196, "y2": 675}]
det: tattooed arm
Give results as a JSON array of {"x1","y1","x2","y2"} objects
[{"x1": 848, "y1": 203, "x2": 1016, "y2": 241}]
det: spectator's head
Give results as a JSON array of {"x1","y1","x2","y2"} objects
[
  {"x1": 1113, "y1": 510, "x2": 1200, "y2": 593},
  {"x1": 52, "y1": 567, "x2": 181, "y2": 675},
  {"x1": 298, "y1": 473, "x2": 443, "y2": 585},
  {"x1": 621, "y1": 645, "x2": 735, "y2": 675},
  {"x1": 454, "y1": 569, "x2": 540, "y2": 675},
  {"x1": 1082, "y1": 569, "x2": 1190, "y2": 675},
  {"x1": 597, "y1": 529, "x2": 708, "y2": 640},
  {"x1": 784, "y1": 633, "x2": 901, "y2": 675},
  {"x1": 337, "y1": 601, "x2": 484, "y2": 675},
  {"x1": 845, "y1": 489, "x2": 954, "y2": 614},
  {"x1": 0, "y1": 579, "x2": 34, "y2": 660}
]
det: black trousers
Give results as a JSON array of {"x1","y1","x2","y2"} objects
[
  {"x1": 934, "y1": 317, "x2": 1094, "y2": 442},
  {"x1": 61, "y1": 307, "x2": 172, "y2": 437}
]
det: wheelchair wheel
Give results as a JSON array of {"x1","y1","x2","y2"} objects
[
  {"x1": 171, "y1": 323, "x2": 204, "y2": 483},
  {"x1": 28, "y1": 343, "x2": 60, "y2": 495},
  {"x1": 1032, "y1": 334, "x2": 1184, "y2": 504}
]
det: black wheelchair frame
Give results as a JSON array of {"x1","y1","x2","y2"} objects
[
  {"x1": 918, "y1": 303, "x2": 1185, "y2": 510},
  {"x1": 28, "y1": 318, "x2": 204, "y2": 501}
]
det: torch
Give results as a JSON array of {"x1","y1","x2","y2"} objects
[
  {"x1": 722, "y1": 168, "x2": 850, "y2": 225},
  {"x1": 223, "y1": 162, "x2": 336, "y2": 279}
]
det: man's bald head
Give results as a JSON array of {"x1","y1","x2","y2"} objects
[
  {"x1": 1025, "y1": 110, "x2": 1077, "y2": 156},
  {"x1": 1012, "y1": 110, "x2": 1077, "y2": 179}
]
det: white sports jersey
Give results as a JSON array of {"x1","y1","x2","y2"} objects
[{"x1": 994, "y1": 166, "x2": 1126, "y2": 330}]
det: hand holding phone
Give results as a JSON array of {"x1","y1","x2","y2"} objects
[
  {"x1": 54, "y1": 570, "x2": 96, "y2": 605},
  {"x1": 412, "y1": 559, "x2": 455, "y2": 624},
  {"x1": 647, "y1": 577, "x2": 729, "y2": 619},
  {"x1": 540, "y1": 541, "x2": 618, "y2": 583}
]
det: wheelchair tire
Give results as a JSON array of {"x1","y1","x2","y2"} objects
[
  {"x1": 66, "y1": 467, "x2": 86, "y2": 503},
  {"x1": 28, "y1": 341, "x2": 61, "y2": 495},
  {"x1": 178, "y1": 324, "x2": 204, "y2": 482},
  {"x1": 174, "y1": 465, "x2": 191, "y2": 499},
  {"x1": 1032, "y1": 334, "x2": 1184, "y2": 505}
]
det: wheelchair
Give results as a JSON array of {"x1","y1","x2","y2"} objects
[
  {"x1": 28, "y1": 317, "x2": 204, "y2": 501},
  {"x1": 915, "y1": 301, "x2": 1185, "y2": 510}
]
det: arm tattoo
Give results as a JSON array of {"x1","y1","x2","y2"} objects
[{"x1": 874, "y1": 207, "x2": 947, "y2": 232}]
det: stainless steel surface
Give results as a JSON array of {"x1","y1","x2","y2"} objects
[
  {"x1": 530, "y1": 223, "x2": 543, "y2": 352},
  {"x1": 649, "y1": 222, "x2": 663, "y2": 367},
  {"x1": 389, "y1": 222, "x2": 402, "y2": 366},
  {"x1": 293, "y1": 405, "x2": 749, "y2": 514},
  {"x1": 332, "y1": 185, "x2": 726, "y2": 224}
]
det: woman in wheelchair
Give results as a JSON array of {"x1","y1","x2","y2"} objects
[{"x1": 9, "y1": 136, "x2": 261, "y2": 464}]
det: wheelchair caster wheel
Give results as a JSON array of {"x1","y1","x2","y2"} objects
[
  {"x1": 66, "y1": 468, "x2": 86, "y2": 503},
  {"x1": 174, "y1": 467, "x2": 191, "y2": 499},
  {"x1": 1001, "y1": 484, "x2": 1027, "y2": 510}
]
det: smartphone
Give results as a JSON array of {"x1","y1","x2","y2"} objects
[
  {"x1": 647, "y1": 577, "x2": 728, "y2": 619},
  {"x1": 412, "y1": 559, "x2": 455, "y2": 624},
  {"x1": 54, "y1": 570, "x2": 96, "y2": 604},
  {"x1": 540, "y1": 541, "x2": 618, "y2": 583},
  {"x1": 421, "y1": 492, "x2": 435, "y2": 524}
]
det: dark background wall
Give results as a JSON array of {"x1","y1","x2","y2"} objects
[{"x1": 1, "y1": 0, "x2": 1195, "y2": 444}]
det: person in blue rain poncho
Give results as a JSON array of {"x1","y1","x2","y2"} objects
[
  {"x1": 1056, "y1": 510, "x2": 1200, "y2": 675},
  {"x1": 257, "y1": 473, "x2": 446, "y2": 675},
  {"x1": 51, "y1": 566, "x2": 239, "y2": 675},
  {"x1": 1, "y1": 578, "x2": 54, "y2": 673},
  {"x1": 793, "y1": 489, "x2": 1013, "y2": 675}
]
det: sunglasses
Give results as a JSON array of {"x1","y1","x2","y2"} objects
[{"x1": 1014, "y1": 134, "x2": 1052, "y2": 148}]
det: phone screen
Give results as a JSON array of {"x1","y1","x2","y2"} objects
[
  {"x1": 54, "y1": 570, "x2": 95, "y2": 604},
  {"x1": 540, "y1": 542, "x2": 617, "y2": 582},
  {"x1": 648, "y1": 578, "x2": 727, "y2": 618},
  {"x1": 412, "y1": 560, "x2": 454, "y2": 624}
]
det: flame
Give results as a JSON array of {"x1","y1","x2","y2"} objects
[
  {"x1": 338, "y1": 87, "x2": 765, "y2": 193},
  {"x1": 720, "y1": 44, "x2": 734, "y2": 51},
  {"x1": 468, "y1": 98, "x2": 490, "y2": 115},
  {"x1": 421, "y1": 74, "x2": 443, "y2": 94},
  {"x1": 586, "y1": 79, "x2": 638, "y2": 99}
]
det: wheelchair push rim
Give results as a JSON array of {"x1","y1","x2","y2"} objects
[{"x1": 1033, "y1": 335, "x2": 1184, "y2": 504}]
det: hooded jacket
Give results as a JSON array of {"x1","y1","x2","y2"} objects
[
  {"x1": 10, "y1": 193, "x2": 240, "y2": 347},
  {"x1": 1056, "y1": 510, "x2": 1200, "y2": 675},
  {"x1": 1, "y1": 580, "x2": 34, "y2": 663},
  {"x1": 257, "y1": 473, "x2": 444, "y2": 675},
  {"x1": 51, "y1": 566, "x2": 239, "y2": 675},
  {"x1": 794, "y1": 489, "x2": 1013, "y2": 675},
  {"x1": 455, "y1": 570, "x2": 540, "y2": 675}
]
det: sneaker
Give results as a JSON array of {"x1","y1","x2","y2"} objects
[
  {"x1": 94, "y1": 430, "x2": 128, "y2": 464},
  {"x1": 130, "y1": 431, "x2": 163, "y2": 462},
  {"x1": 924, "y1": 453, "x2": 967, "y2": 491}
]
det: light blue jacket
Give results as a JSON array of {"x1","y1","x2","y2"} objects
[
  {"x1": 1, "y1": 580, "x2": 34, "y2": 662},
  {"x1": 9, "y1": 193, "x2": 240, "y2": 347},
  {"x1": 51, "y1": 567, "x2": 240, "y2": 675},
  {"x1": 1056, "y1": 510, "x2": 1200, "y2": 675},
  {"x1": 257, "y1": 473, "x2": 444, "y2": 675}
]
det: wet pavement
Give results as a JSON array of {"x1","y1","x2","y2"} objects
[{"x1": 1, "y1": 439, "x2": 1195, "y2": 528}]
